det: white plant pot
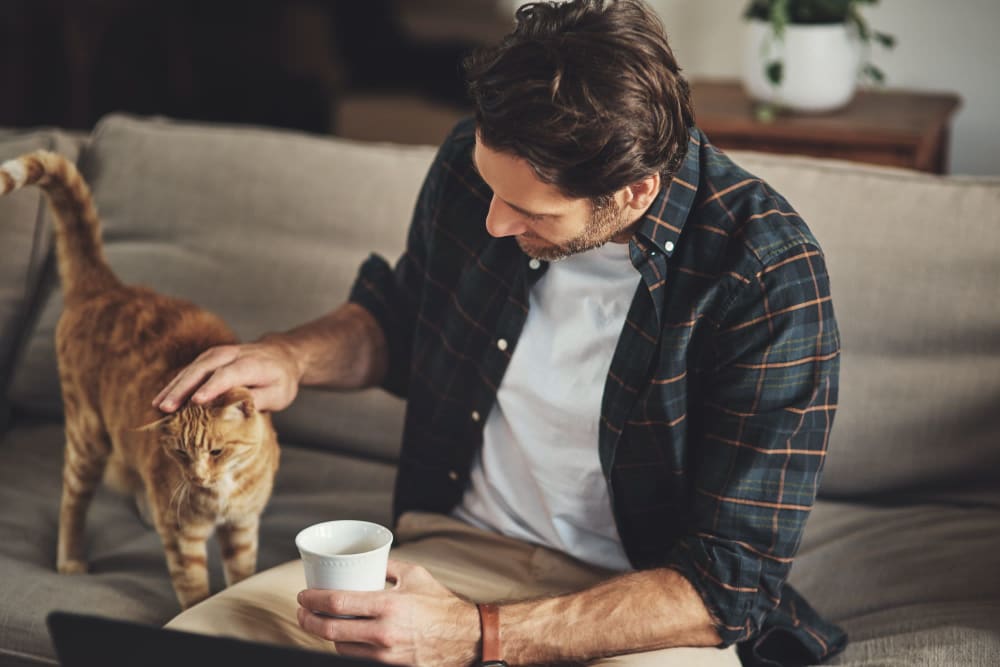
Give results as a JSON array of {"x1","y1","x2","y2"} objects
[{"x1": 742, "y1": 19, "x2": 862, "y2": 113}]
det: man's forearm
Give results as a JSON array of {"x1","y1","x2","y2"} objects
[
  {"x1": 264, "y1": 302, "x2": 389, "y2": 391},
  {"x1": 501, "y1": 567, "x2": 722, "y2": 665}
]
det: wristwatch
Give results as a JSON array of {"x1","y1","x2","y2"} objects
[{"x1": 477, "y1": 603, "x2": 509, "y2": 667}]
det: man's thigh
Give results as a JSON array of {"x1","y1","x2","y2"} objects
[{"x1": 591, "y1": 643, "x2": 741, "y2": 666}]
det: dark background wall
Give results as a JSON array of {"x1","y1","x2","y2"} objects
[{"x1": 1, "y1": 0, "x2": 510, "y2": 141}]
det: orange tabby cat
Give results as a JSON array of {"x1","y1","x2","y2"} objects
[{"x1": 1, "y1": 150, "x2": 280, "y2": 609}]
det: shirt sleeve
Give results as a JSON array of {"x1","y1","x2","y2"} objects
[
  {"x1": 662, "y1": 241, "x2": 840, "y2": 647},
  {"x1": 347, "y1": 127, "x2": 455, "y2": 398}
]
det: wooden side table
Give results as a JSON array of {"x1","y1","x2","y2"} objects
[{"x1": 690, "y1": 79, "x2": 961, "y2": 174}]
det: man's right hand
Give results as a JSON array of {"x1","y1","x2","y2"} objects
[{"x1": 152, "y1": 339, "x2": 303, "y2": 414}]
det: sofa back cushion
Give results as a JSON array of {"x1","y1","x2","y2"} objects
[
  {"x1": 7, "y1": 115, "x2": 434, "y2": 461},
  {"x1": 0, "y1": 131, "x2": 81, "y2": 412},
  {"x1": 730, "y1": 151, "x2": 1000, "y2": 506}
]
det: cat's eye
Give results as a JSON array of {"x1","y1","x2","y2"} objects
[
  {"x1": 174, "y1": 449, "x2": 189, "y2": 460},
  {"x1": 210, "y1": 449, "x2": 223, "y2": 457}
]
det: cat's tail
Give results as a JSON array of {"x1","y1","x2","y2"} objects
[{"x1": 1, "y1": 150, "x2": 120, "y2": 305}]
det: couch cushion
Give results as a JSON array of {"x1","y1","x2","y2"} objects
[
  {"x1": 0, "y1": 131, "x2": 81, "y2": 415},
  {"x1": 788, "y1": 499, "x2": 1000, "y2": 665},
  {"x1": 0, "y1": 419, "x2": 396, "y2": 663},
  {"x1": 6, "y1": 114, "x2": 436, "y2": 461},
  {"x1": 728, "y1": 151, "x2": 1000, "y2": 506}
]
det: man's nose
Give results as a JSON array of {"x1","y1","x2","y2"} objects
[{"x1": 485, "y1": 196, "x2": 528, "y2": 238}]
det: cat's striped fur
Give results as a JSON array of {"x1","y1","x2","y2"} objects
[{"x1": 1, "y1": 151, "x2": 280, "y2": 609}]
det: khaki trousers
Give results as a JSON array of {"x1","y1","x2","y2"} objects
[{"x1": 167, "y1": 511, "x2": 741, "y2": 666}]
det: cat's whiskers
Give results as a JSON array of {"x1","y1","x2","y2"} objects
[
  {"x1": 170, "y1": 477, "x2": 191, "y2": 527},
  {"x1": 181, "y1": 481, "x2": 194, "y2": 524},
  {"x1": 169, "y1": 478, "x2": 183, "y2": 515}
]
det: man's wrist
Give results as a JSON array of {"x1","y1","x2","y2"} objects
[
  {"x1": 257, "y1": 332, "x2": 308, "y2": 383},
  {"x1": 477, "y1": 603, "x2": 508, "y2": 666}
]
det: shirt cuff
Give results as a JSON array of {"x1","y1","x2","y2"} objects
[{"x1": 662, "y1": 535, "x2": 767, "y2": 647}]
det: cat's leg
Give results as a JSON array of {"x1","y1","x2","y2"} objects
[
  {"x1": 218, "y1": 515, "x2": 261, "y2": 587},
  {"x1": 158, "y1": 517, "x2": 215, "y2": 609},
  {"x1": 56, "y1": 414, "x2": 111, "y2": 574}
]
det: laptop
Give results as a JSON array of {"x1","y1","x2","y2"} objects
[{"x1": 47, "y1": 611, "x2": 392, "y2": 667}]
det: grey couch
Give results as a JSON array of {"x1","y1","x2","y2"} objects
[{"x1": 1, "y1": 115, "x2": 998, "y2": 667}]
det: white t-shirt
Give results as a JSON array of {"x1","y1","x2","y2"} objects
[{"x1": 452, "y1": 240, "x2": 640, "y2": 572}]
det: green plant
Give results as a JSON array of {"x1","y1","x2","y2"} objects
[{"x1": 744, "y1": 0, "x2": 896, "y2": 86}]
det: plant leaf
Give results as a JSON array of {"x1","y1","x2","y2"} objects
[
  {"x1": 848, "y1": 5, "x2": 871, "y2": 41},
  {"x1": 862, "y1": 63, "x2": 886, "y2": 84},
  {"x1": 766, "y1": 61, "x2": 784, "y2": 86},
  {"x1": 754, "y1": 103, "x2": 778, "y2": 123},
  {"x1": 743, "y1": 0, "x2": 770, "y2": 21},
  {"x1": 874, "y1": 31, "x2": 896, "y2": 49}
]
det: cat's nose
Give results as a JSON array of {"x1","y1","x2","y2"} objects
[{"x1": 189, "y1": 474, "x2": 212, "y2": 487}]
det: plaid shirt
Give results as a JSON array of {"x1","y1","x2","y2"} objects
[{"x1": 349, "y1": 118, "x2": 847, "y2": 666}]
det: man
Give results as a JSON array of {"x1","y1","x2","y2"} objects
[{"x1": 156, "y1": 1, "x2": 847, "y2": 665}]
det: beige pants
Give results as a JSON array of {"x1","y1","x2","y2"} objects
[{"x1": 167, "y1": 512, "x2": 741, "y2": 666}]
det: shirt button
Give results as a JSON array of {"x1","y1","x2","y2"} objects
[
  {"x1": 528, "y1": 258, "x2": 541, "y2": 270},
  {"x1": 448, "y1": 470, "x2": 460, "y2": 481},
  {"x1": 649, "y1": 250, "x2": 658, "y2": 257},
  {"x1": 497, "y1": 338, "x2": 509, "y2": 351},
  {"x1": 471, "y1": 410, "x2": 481, "y2": 422},
  {"x1": 665, "y1": 241, "x2": 675, "y2": 252}
]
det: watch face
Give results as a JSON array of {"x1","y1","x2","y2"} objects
[{"x1": 481, "y1": 662, "x2": 509, "y2": 667}]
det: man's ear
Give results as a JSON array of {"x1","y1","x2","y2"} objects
[
  {"x1": 622, "y1": 172, "x2": 661, "y2": 212},
  {"x1": 214, "y1": 388, "x2": 255, "y2": 421},
  {"x1": 134, "y1": 415, "x2": 171, "y2": 432}
]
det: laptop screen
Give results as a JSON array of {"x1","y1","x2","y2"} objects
[{"x1": 48, "y1": 611, "x2": 390, "y2": 667}]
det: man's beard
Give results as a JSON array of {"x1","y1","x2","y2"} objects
[{"x1": 515, "y1": 199, "x2": 630, "y2": 262}]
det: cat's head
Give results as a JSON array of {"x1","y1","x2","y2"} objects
[{"x1": 138, "y1": 388, "x2": 264, "y2": 488}]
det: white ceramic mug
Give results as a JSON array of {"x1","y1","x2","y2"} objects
[{"x1": 295, "y1": 520, "x2": 394, "y2": 592}]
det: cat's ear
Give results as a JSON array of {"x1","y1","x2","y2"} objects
[
  {"x1": 134, "y1": 415, "x2": 171, "y2": 432},
  {"x1": 215, "y1": 388, "x2": 255, "y2": 421}
]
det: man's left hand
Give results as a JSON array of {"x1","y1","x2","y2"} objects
[{"x1": 297, "y1": 559, "x2": 481, "y2": 666}]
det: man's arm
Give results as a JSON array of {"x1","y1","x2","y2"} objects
[
  {"x1": 297, "y1": 560, "x2": 721, "y2": 667},
  {"x1": 657, "y1": 238, "x2": 841, "y2": 648},
  {"x1": 152, "y1": 302, "x2": 387, "y2": 413},
  {"x1": 268, "y1": 302, "x2": 388, "y2": 390},
  {"x1": 502, "y1": 566, "x2": 721, "y2": 662}
]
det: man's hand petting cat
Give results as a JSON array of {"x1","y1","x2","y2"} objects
[
  {"x1": 296, "y1": 560, "x2": 480, "y2": 667},
  {"x1": 153, "y1": 340, "x2": 302, "y2": 414}
]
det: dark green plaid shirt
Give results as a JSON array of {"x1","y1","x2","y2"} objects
[{"x1": 349, "y1": 118, "x2": 847, "y2": 666}]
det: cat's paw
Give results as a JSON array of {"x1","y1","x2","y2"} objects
[{"x1": 57, "y1": 558, "x2": 89, "y2": 574}]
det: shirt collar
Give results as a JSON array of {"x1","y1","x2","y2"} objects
[{"x1": 632, "y1": 127, "x2": 702, "y2": 258}]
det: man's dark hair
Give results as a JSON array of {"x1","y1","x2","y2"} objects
[{"x1": 464, "y1": 0, "x2": 694, "y2": 201}]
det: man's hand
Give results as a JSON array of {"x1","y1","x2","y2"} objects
[
  {"x1": 152, "y1": 338, "x2": 302, "y2": 413},
  {"x1": 153, "y1": 303, "x2": 388, "y2": 413},
  {"x1": 296, "y1": 560, "x2": 480, "y2": 667}
]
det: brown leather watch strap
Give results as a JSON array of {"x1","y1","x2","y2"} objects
[{"x1": 477, "y1": 602, "x2": 505, "y2": 665}]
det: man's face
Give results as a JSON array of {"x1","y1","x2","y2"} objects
[{"x1": 472, "y1": 137, "x2": 632, "y2": 261}]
